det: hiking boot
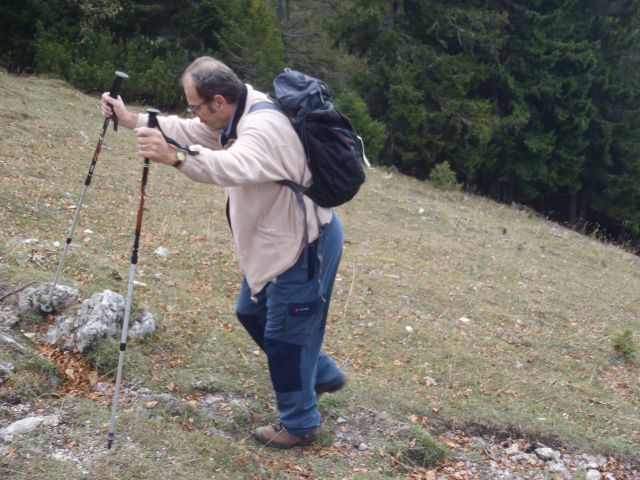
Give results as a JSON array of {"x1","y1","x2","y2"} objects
[
  {"x1": 315, "y1": 376, "x2": 347, "y2": 398},
  {"x1": 255, "y1": 423, "x2": 317, "y2": 449}
]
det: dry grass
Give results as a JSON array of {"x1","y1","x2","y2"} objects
[{"x1": 1, "y1": 70, "x2": 639, "y2": 478}]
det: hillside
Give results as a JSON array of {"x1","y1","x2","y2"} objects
[{"x1": 1, "y1": 71, "x2": 639, "y2": 478}]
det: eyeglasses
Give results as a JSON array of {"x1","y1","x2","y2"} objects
[{"x1": 185, "y1": 99, "x2": 209, "y2": 115}]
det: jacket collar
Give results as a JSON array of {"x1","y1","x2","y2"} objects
[{"x1": 220, "y1": 84, "x2": 248, "y2": 148}]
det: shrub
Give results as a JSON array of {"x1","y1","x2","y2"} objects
[
  {"x1": 429, "y1": 161, "x2": 462, "y2": 191},
  {"x1": 139, "y1": 52, "x2": 190, "y2": 110},
  {"x1": 388, "y1": 426, "x2": 449, "y2": 469},
  {"x1": 335, "y1": 89, "x2": 386, "y2": 164},
  {"x1": 34, "y1": 26, "x2": 73, "y2": 77},
  {"x1": 613, "y1": 329, "x2": 637, "y2": 363},
  {"x1": 84, "y1": 337, "x2": 119, "y2": 376}
]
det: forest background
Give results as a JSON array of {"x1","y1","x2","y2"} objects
[{"x1": 2, "y1": 0, "x2": 640, "y2": 248}]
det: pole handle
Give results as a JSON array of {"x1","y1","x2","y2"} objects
[
  {"x1": 147, "y1": 107, "x2": 160, "y2": 129},
  {"x1": 109, "y1": 71, "x2": 129, "y2": 131}
]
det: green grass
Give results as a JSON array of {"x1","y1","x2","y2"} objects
[{"x1": 1, "y1": 70, "x2": 639, "y2": 478}]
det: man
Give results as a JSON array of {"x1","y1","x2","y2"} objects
[{"x1": 101, "y1": 56, "x2": 346, "y2": 448}]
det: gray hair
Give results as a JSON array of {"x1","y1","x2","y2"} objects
[{"x1": 181, "y1": 56, "x2": 244, "y2": 103}]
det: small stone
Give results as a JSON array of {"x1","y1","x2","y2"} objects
[
  {"x1": 336, "y1": 416, "x2": 347, "y2": 424},
  {"x1": 203, "y1": 395, "x2": 224, "y2": 406},
  {"x1": 128, "y1": 310, "x2": 156, "y2": 340},
  {"x1": 154, "y1": 246, "x2": 170, "y2": 257},
  {"x1": 0, "y1": 362, "x2": 15, "y2": 385},
  {"x1": 95, "y1": 382, "x2": 110, "y2": 394},
  {"x1": 423, "y1": 376, "x2": 437, "y2": 386},
  {"x1": 505, "y1": 443, "x2": 520, "y2": 455},
  {"x1": 535, "y1": 447, "x2": 556, "y2": 461},
  {"x1": 1, "y1": 415, "x2": 60, "y2": 442},
  {"x1": 513, "y1": 453, "x2": 538, "y2": 464},
  {"x1": 468, "y1": 437, "x2": 487, "y2": 450},
  {"x1": 0, "y1": 333, "x2": 26, "y2": 352},
  {"x1": 584, "y1": 454, "x2": 608, "y2": 469},
  {"x1": 358, "y1": 443, "x2": 369, "y2": 451},
  {"x1": 18, "y1": 283, "x2": 80, "y2": 313},
  {"x1": 546, "y1": 461, "x2": 570, "y2": 477},
  {"x1": 0, "y1": 307, "x2": 20, "y2": 328},
  {"x1": 586, "y1": 470, "x2": 602, "y2": 480}
]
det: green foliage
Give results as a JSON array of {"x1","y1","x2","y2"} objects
[
  {"x1": 33, "y1": 25, "x2": 73, "y2": 78},
  {"x1": 331, "y1": 1, "x2": 505, "y2": 179},
  {"x1": 23, "y1": 0, "x2": 283, "y2": 110},
  {"x1": 0, "y1": 352, "x2": 61, "y2": 402},
  {"x1": 612, "y1": 329, "x2": 638, "y2": 362},
  {"x1": 429, "y1": 161, "x2": 461, "y2": 191},
  {"x1": 213, "y1": 0, "x2": 284, "y2": 89},
  {"x1": 389, "y1": 426, "x2": 449, "y2": 468},
  {"x1": 3, "y1": 0, "x2": 640, "y2": 246},
  {"x1": 84, "y1": 337, "x2": 119, "y2": 376},
  {"x1": 0, "y1": 0, "x2": 81, "y2": 71},
  {"x1": 334, "y1": 89, "x2": 386, "y2": 163}
]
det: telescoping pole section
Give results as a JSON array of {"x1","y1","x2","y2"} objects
[
  {"x1": 106, "y1": 108, "x2": 159, "y2": 450},
  {"x1": 41, "y1": 71, "x2": 129, "y2": 314}
]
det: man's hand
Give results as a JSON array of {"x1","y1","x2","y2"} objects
[
  {"x1": 134, "y1": 127, "x2": 177, "y2": 165},
  {"x1": 101, "y1": 92, "x2": 139, "y2": 129}
]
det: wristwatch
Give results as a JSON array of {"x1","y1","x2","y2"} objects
[{"x1": 173, "y1": 147, "x2": 187, "y2": 168}]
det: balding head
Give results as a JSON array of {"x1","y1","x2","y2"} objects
[{"x1": 181, "y1": 57, "x2": 244, "y2": 104}]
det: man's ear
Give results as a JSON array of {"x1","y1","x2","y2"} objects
[{"x1": 213, "y1": 94, "x2": 226, "y2": 106}]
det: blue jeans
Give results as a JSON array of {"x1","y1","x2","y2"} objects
[{"x1": 236, "y1": 215, "x2": 345, "y2": 436}]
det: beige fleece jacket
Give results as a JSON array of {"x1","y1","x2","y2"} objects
[{"x1": 137, "y1": 84, "x2": 332, "y2": 294}]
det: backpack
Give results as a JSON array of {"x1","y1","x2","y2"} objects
[{"x1": 250, "y1": 69, "x2": 369, "y2": 208}]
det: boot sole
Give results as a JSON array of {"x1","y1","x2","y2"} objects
[{"x1": 255, "y1": 433, "x2": 317, "y2": 449}]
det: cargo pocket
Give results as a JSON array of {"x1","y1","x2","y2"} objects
[{"x1": 284, "y1": 296, "x2": 325, "y2": 344}]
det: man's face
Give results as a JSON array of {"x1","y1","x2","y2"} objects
[{"x1": 183, "y1": 78, "x2": 230, "y2": 130}]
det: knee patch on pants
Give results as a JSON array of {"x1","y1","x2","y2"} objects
[{"x1": 264, "y1": 337, "x2": 302, "y2": 392}]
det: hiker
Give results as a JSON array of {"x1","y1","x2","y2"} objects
[{"x1": 101, "y1": 56, "x2": 347, "y2": 448}]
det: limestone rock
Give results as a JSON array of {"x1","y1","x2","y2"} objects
[{"x1": 18, "y1": 283, "x2": 79, "y2": 313}]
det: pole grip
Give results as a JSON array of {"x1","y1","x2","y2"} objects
[
  {"x1": 109, "y1": 71, "x2": 129, "y2": 131},
  {"x1": 147, "y1": 107, "x2": 160, "y2": 129}
]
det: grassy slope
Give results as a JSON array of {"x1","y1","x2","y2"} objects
[{"x1": 0, "y1": 71, "x2": 638, "y2": 477}]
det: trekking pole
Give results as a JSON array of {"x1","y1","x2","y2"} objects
[
  {"x1": 106, "y1": 108, "x2": 159, "y2": 450},
  {"x1": 41, "y1": 71, "x2": 129, "y2": 314}
]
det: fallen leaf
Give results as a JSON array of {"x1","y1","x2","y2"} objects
[{"x1": 144, "y1": 401, "x2": 158, "y2": 409}]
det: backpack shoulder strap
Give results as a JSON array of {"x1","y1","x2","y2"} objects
[
  {"x1": 249, "y1": 102, "x2": 315, "y2": 272},
  {"x1": 248, "y1": 101, "x2": 283, "y2": 114}
]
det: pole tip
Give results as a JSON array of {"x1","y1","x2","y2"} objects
[
  {"x1": 40, "y1": 304, "x2": 53, "y2": 314},
  {"x1": 146, "y1": 107, "x2": 160, "y2": 115},
  {"x1": 106, "y1": 432, "x2": 116, "y2": 449}
]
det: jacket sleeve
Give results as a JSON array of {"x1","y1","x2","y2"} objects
[
  {"x1": 177, "y1": 110, "x2": 306, "y2": 187},
  {"x1": 137, "y1": 113, "x2": 222, "y2": 150}
]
